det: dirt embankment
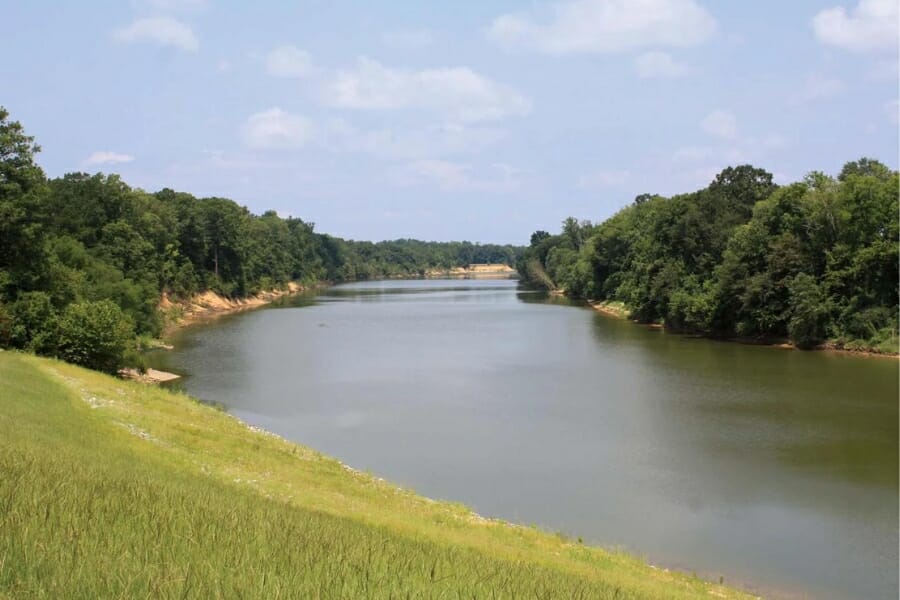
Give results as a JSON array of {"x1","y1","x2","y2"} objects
[{"x1": 160, "y1": 282, "x2": 308, "y2": 335}]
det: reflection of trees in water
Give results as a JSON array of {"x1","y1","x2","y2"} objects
[
  {"x1": 514, "y1": 289, "x2": 585, "y2": 307},
  {"x1": 586, "y1": 309, "x2": 899, "y2": 491}
]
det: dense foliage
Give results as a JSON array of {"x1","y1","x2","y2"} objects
[
  {"x1": 519, "y1": 164, "x2": 899, "y2": 353},
  {"x1": 0, "y1": 108, "x2": 521, "y2": 371}
]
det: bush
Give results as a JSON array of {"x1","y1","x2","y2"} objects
[
  {"x1": 56, "y1": 300, "x2": 134, "y2": 373},
  {"x1": 842, "y1": 306, "x2": 893, "y2": 340},
  {"x1": 9, "y1": 291, "x2": 58, "y2": 353}
]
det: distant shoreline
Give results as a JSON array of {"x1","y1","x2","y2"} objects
[{"x1": 425, "y1": 263, "x2": 518, "y2": 278}]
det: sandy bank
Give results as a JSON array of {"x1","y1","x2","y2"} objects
[
  {"x1": 425, "y1": 264, "x2": 517, "y2": 278},
  {"x1": 119, "y1": 367, "x2": 181, "y2": 384},
  {"x1": 160, "y1": 282, "x2": 308, "y2": 335}
]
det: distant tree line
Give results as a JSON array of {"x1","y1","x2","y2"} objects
[
  {"x1": 0, "y1": 107, "x2": 522, "y2": 372},
  {"x1": 519, "y1": 162, "x2": 899, "y2": 353}
]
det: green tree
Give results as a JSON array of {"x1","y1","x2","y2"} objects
[
  {"x1": 0, "y1": 106, "x2": 49, "y2": 299},
  {"x1": 56, "y1": 300, "x2": 135, "y2": 373},
  {"x1": 9, "y1": 291, "x2": 58, "y2": 353},
  {"x1": 786, "y1": 273, "x2": 829, "y2": 349},
  {"x1": 838, "y1": 157, "x2": 892, "y2": 182}
]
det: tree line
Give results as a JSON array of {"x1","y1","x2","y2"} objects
[
  {"x1": 0, "y1": 107, "x2": 522, "y2": 371},
  {"x1": 519, "y1": 162, "x2": 898, "y2": 353}
]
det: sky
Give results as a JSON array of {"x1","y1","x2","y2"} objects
[{"x1": 2, "y1": 0, "x2": 898, "y2": 244}]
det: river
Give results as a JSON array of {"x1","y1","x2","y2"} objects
[{"x1": 149, "y1": 279, "x2": 899, "y2": 599}]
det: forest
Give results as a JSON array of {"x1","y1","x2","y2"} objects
[
  {"x1": 519, "y1": 163, "x2": 899, "y2": 353},
  {"x1": 0, "y1": 107, "x2": 521, "y2": 371}
]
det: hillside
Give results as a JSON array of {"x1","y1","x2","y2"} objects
[{"x1": 0, "y1": 351, "x2": 753, "y2": 599}]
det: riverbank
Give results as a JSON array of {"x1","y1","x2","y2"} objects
[
  {"x1": 0, "y1": 351, "x2": 756, "y2": 599},
  {"x1": 133, "y1": 283, "x2": 318, "y2": 383},
  {"x1": 159, "y1": 282, "x2": 311, "y2": 336},
  {"x1": 588, "y1": 300, "x2": 899, "y2": 358}
]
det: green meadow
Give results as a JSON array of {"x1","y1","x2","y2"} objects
[{"x1": 0, "y1": 351, "x2": 753, "y2": 599}]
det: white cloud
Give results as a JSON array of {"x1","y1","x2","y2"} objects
[
  {"x1": 381, "y1": 29, "x2": 434, "y2": 48},
  {"x1": 392, "y1": 160, "x2": 523, "y2": 192},
  {"x1": 673, "y1": 145, "x2": 744, "y2": 163},
  {"x1": 85, "y1": 151, "x2": 135, "y2": 165},
  {"x1": 320, "y1": 57, "x2": 531, "y2": 122},
  {"x1": 812, "y1": 0, "x2": 899, "y2": 53},
  {"x1": 634, "y1": 51, "x2": 690, "y2": 78},
  {"x1": 790, "y1": 73, "x2": 845, "y2": 104},
  {"x1": 326, "y1": 120, "x2": 506, "y2": 159},
  {"x1": 670, "y1": 131, "x2": 786, "y2": 190},
  {"x1": 578, "y1": 169, "x2": 630, "y2": 188},
  {"x1": 487, "y1": 0, "x2": 716, "y2": 55},
  {"x1": 112, "y1": 16, "x2": 198, "y2": 51},
  {"x1": 265, "y1": 45, "x2": 314, "y2": 78},
  {"x1": 242, "y1": 108, "x2": 314, "y2": 150},
  {"x1": 701, "y1": 109, "x2": 737, "y2": 140},
  {"x1": 674, "y1": 133, "x2": 784, "y2": 165}
]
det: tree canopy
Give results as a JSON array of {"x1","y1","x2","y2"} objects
[
  {"x1": 519, "y1": 161, "x2": 899, "y2": 353},
  {"x1": 0, "y1": 107, "x2": 523, "y2": 371}
]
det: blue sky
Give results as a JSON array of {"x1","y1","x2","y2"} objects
[{"x1": 3, "y1": 0, "x2": 897, "y2": 244}]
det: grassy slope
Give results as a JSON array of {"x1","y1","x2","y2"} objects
[{"x1": 0, "y1": 352, "x2": 754, "y2": 599}]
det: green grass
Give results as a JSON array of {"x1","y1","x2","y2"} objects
[{"x1": 0, "y1": 351, "x2": 755, "y2": 599}]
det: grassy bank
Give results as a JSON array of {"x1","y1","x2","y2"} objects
[{"x1": 0, "y1": 351, "x2": 754, "y2": 599}]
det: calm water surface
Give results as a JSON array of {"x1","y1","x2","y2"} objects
[{"x1": 151, "y1": 279, "x2": 899, "y2": 599}]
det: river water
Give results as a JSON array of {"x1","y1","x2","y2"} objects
[{"x1": 150, "y1": 279, "x2": 898, "y2": 599}]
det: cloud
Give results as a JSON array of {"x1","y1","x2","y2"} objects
[
  {"x1": 812, "y1": 0, "x2": 898, "y2": 53},
  {"x1": 634, "y1": 51, "x2": 690, "y2": 78},
  {"x1": 265, "y1": 45, "x2": 314, "y2": 78},
  {"x1": 381, "y1": 29, "x2": 434, "y2": 48},
  {"x1": 242, "y1": 108, "x2": 314, "y2": 150},
  {"x1": 85, "y1": 151, "x2": 135, "y2": 165},
  {"x1": 320, "y1": 57, "x2": 531, "y2": 122},
  {"x1": 112, "y1": 16, "x2": 198, "y2": 51},
  {"x1": 392, "y1": 160, "x2": 523, "y2": 191},
  {"x1": 671, "y1": 131, "x2": 786, "y2": 189},
  {"x1": 217, "y1": 59, "x2": 231, "y2": 73},
  {"x1": 674, "y1": 145, "x2": 740, "y2": 163},
  {"x1": 326, "y1": 120, "x2": 506, "y2": 159},
  {"x1": 578, "y1": 169, "x2": 630, "y2": 188},
  {"x1": 674, "y1": 133, "x2": 784, "y2": 163},
  {"x1": 487, "y1": 0, "x2": 716, "y2": 55},
  {"x1": 701, "y1": 109, "x2": 737, "y2": 140},
  {"x1": 789, "y1": 74, "x2": 845, "y2": 104}
]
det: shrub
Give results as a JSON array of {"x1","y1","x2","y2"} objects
[
  {"x1": 9, "y1": 291, "x2": 58, "y2": 353},
  {"x1": 56, "y1": 300, "x2": 134, "y2": 373}
]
